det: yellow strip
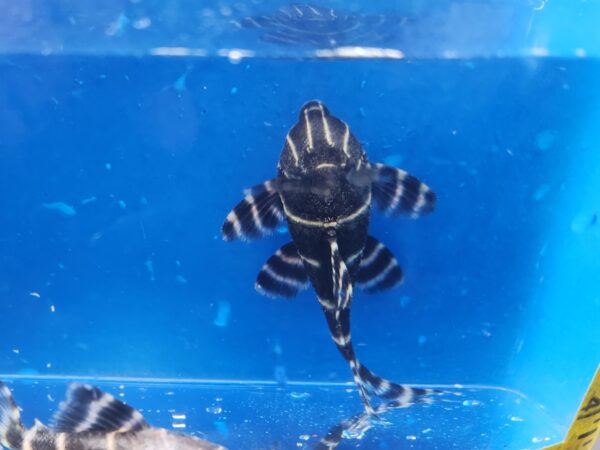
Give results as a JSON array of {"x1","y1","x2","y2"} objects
[{"x1": 544, "y1": 366, "x2": 600, "y2": 450}]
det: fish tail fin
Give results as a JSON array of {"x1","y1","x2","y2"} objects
[
  {"x1": 354, "y1": 360, "x2": 435, "y2": 406},
  {"x1": 0, "y1": 382, "x2": 25, "y2": 449},
  {"x1": 324, "y1": 237, "x2": 435, "y2": 413}
]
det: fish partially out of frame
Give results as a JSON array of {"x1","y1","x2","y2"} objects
[
  {"x1": 0, "y1": 382, "x2": 227, "y2": 450},
  {"x1": 222, "y1": 100, "x2": 436, "y2": 413}
]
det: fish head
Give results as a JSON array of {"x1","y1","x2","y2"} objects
[{"x1": 278, "y1": 100, "x2": 367, "y2": 180}]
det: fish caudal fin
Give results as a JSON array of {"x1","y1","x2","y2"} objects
[
  {"x1": 371, "y1": 163, "x2": 436, "y2": 217},
  {"x1": 222, "y1": 179, "x2": 285, "y2": 241},
  {"x1": 0, "y1": 382, "x2": 25, "y2": 449},
  {"x1": 325, "y1": 238, "x2": 433, "y2": 414},
  {"x1": 323, "y1": 308, "x2": 432, "y2": 412}
]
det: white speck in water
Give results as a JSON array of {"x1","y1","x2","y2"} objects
[
  {"x1": 175, "y1": 275, "x2": 188, "y2": 284},
  {"x1": 133, "y1": 17, "x2": 151, "y2": 30},
  {"x1": 532, "y1": 437, "x2": 544, "y2": 443},
  {"x1": 299, "y1": 434, "x2": 310, "y2": 441},
  {"x1": 46, "y1": 362, "x2": 52, "y2": 368},
  {"x1": 106, "y1": 12, "x2": 129, "y2": 36},
  {"x1": 12, "y1": 349, "x2": 20, "y2": 354},
  {"x1": 119, "y1": 385, "x2": 125, "y2": 389},
  {"x1": 43, "y1": 202, "x2": 77, "y2": 216},
  {"x1": 290, "y1": 392, "x2": 311, "y2": 399},
  {"x1": 575, "y1": 48, "x2": 586, "y2": 58},
  {"x1": 221, "y1": 48, "x2": 255, "y2": 64},
  {"x1": 205, "y1": 406, "x2": 223, "y2": 414},
  {"x1": 50, "y1": 305, "x2": 56, "y2": 313},
  {"x1": 81, "y1": 197, "x2": 96, "y2": 205},
  {"x1": 462, "y1": 400, "x2": 481, "y2": 407},
  {"x1": 118, "y1": 392, "x2": 125, "y2": 397},
  {"x1": 531, "y1": 47, "x2": 549, "y2": 57},
  {"x1": 171, "y1": 413, "x2": 186, "y2": 420},
  {"x1": 422, "y1": 428, "x2": 432, "y2": 434},
  {"x1": 406, "y1": 435, "x2": 417, "y2": 441},
  {"x1": 30, "y1": 292, "x2": 41, "y2": 298},
  {"x1": 145, "y1": 260, "x2": 155, "y2": 281},
  {"x1": 172, "y1": 423, "x2": 186, "y2": 429},
  {"x1": 47, "y1": 394, "x2": 55, "y2": 401},
  {"x1": 118, "y1": 200, "x2": 127, "y2": 209},
  {"x1": 510, "y1": 416, "x2": 524, "y2": 422}
]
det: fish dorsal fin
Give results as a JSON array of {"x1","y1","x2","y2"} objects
[
  {"x1": 371, "y1": 163, "x2": 436, "y2": 217},
  {"x1": 354, "y1": 236, "x2": 403, "y2": 293},
  {"x1": 222, "y1": 179, "x2": 285, "y2": 241},
  {"x1": 51, "y1": 384, "x2": 148, "y2": 433},
  {"x1": 255, "y1": 242, "x2": 309, "y2": 298}
]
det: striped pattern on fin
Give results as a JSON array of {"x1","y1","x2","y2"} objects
[
  {"x1": 255, "y1": 242, "x2": 309, "y2": 298},
  {"x1": 322, "y1": 308, "x2": 434, "y2": 416},
  {"x1": 329, "y1": 238, "x2": 352, "y2": 311},
  {"x1": 371, "y1": 163, "x2": 436, "y2": 217},
  {"x1": 354, "y1": 236, "x2": 403, "y2": 293},
  {"x1": 0, "y1": 382, "x2": 25, "y2": 449},
  {"x1": 51, "y1": 384, "x2": 148, "y2": 433},
  {"x1": 222, "y1": 179, "x2": 284, "y2": 241}
]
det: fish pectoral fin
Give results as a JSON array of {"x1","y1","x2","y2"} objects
[
  {"x1": 51, "y1": 384, "x2": 149, "y2": 433},
  {"x1": 255, "y1": 242, "x2": 309, "y2": 298},
  {"x1": 354, "y1": 236, "x2": 403, "y2": 293},
  {"x1": 222, "y1": 179, "x2": 285, "y2": 241},
  {"x1": 371, "y1": 163, "x2": 436, "y2": 217}
]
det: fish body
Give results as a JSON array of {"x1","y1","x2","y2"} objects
[
  {"x1": 0, "y1": 382, "x2": 226, "y2": 450},
  {"x1": 222, "y1": 100, "x2": 436, "y2": 413}
]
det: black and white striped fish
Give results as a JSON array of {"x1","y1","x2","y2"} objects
[
  {"x1": 0, "y1": 382, "x2": 226, "y2": 450},
  {"x1": 222, "y1": 100, "x2": 436, "y2": 414}
]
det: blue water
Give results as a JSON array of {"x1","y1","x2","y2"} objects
[{"x1": 2, "y1": 2, "x2": 600, "y2": 449}]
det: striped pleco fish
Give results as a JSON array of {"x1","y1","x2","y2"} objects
[
  {"x1": 222, "y1": 100, "x2": 437, "y2": 415},
  {"x1": 0, "y1": 382, "x2": 226, "y2": 450}
]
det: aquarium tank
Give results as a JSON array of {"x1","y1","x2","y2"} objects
[{"x1": 1, "y1": 0, "x2": 600, "y2": 449}]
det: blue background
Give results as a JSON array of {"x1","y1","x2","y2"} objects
[{"x1": 1, "y1": 0, "x2": 600, "y2": 434}]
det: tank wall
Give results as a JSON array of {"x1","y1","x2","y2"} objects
[
  {"x1": 1, "y1": 0, "x2": 600, "y2": 429},
  {"x1": 1, "y1": 58, "x2": 599, "y2": 421}
]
